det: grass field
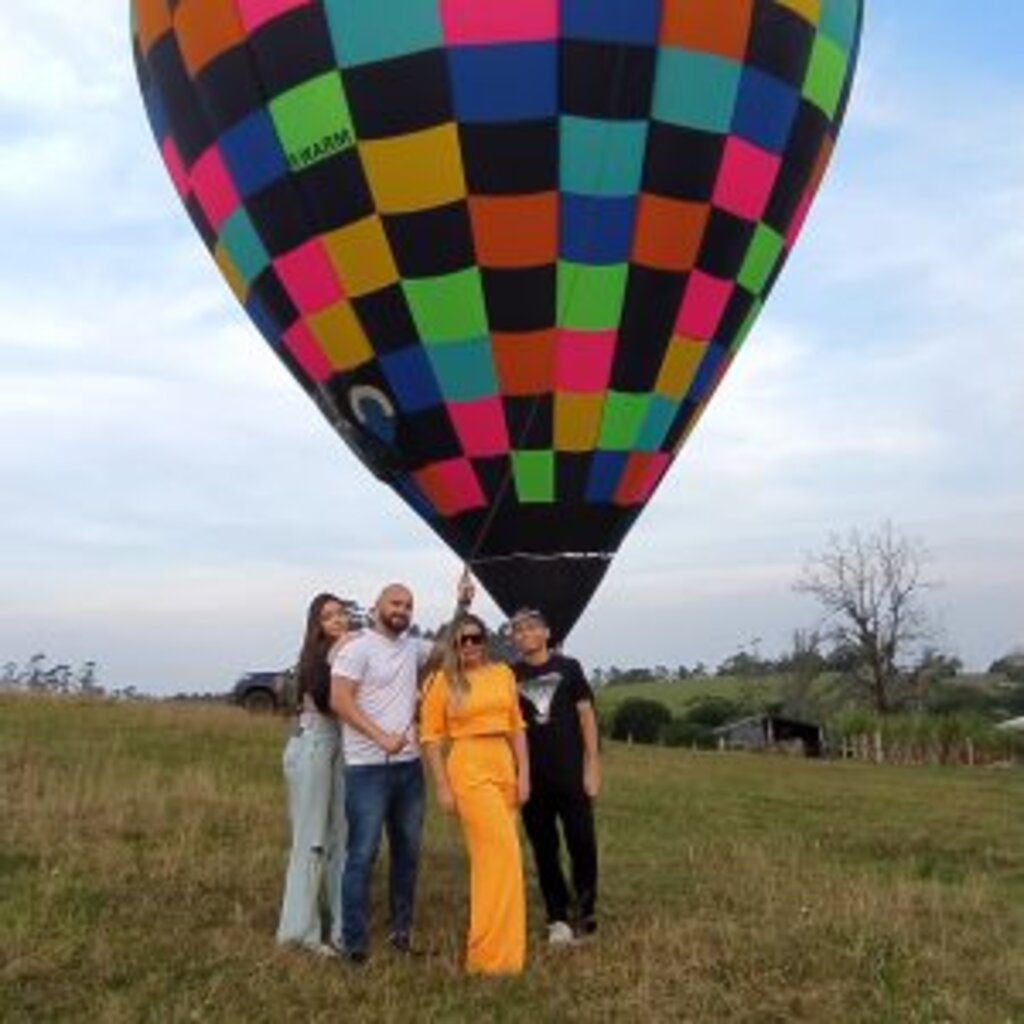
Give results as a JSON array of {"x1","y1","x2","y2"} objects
[{"x1": 2, "y1": 696, "x2": 1022, "y2": 1023}]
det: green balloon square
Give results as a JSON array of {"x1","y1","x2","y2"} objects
[
  {"x1": 512, "y1": 450, "x2": 555, "y2": 504},
  {"x1": 738, "y1": 224, "x2": 785, "y2": 295},
  {"x1": 557, "y1": 262, "x2": 628, "y2": 331},
  {"x1": 404, "y1": 268, "x2": 488, "y2": 343},
  {"x1": 803, "y1": 35, "x2": 848, "y2": 119},
  {"x1": 269, "y1": 72, "x2": 355, "y2": 172},
  {"x1": 599, "y1": 392, "x2": 651, "y2": 451}
]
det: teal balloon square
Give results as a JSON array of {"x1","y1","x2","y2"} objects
[
  {"x1": 427, "y1": 338, "x2": 497, "y2": 402},
  {"x1": 219, "y1": 209, "x2": 269, "y2": 284},
  {"x1": 652, "y1": 49, "x2": 741, "y2": 133},
  {"x1": 820, "y1": 0, "x2": 861, "y2": 54},
  {"x1": 324, "y1": 0, "x2": 442, "y2": 67},
  {"x1": 560, "y1": 117, "x2": 648, "y2": 197},
  {"x1": 635, "y1": 396, "x2": 678, "y2": 452}
]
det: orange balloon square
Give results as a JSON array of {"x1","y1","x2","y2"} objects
[
  {"x1": 661, "y1": 0, "x2": 753, "y2": 60},
  {"x1": 492, "y1": 330, "x2": 556, "y2": 395},
  {"x1": 174, "y1": 0, "x2": 246, "y2": 78},
  {"x1": 468, "y1": 193, "x2": 558, "y2": 268},
  {"x1": 135, "y1": 0, "x2": 173, "y2": 55},
  {"x1": 632, "y1": 195, "x2": 708, "y2": 273}
]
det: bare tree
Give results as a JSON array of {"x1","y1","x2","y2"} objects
[{"x1": 794, "y1": 522, "x2": 937, "y2": 713}]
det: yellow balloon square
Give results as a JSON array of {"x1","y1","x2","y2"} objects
[
  {"x1": 655, "y1": 338, "x2": 707, "y2": 400},
  {"x1": 554, "y1": 393, "x2": 605, "y2": 452},
  {"x1": 213, "y1": 244, "x2": 247, "y2": 304},
  {"x1": 307, "y1": 302, "x2": 373, "y2": 371},
  {"x1": 359, "y1": 124, "x2": 466, "y2": 214},
  {"x1": 323, "y1": 216, "x2": 398, "y2": 297},
  {"x1": 776, "y1": 0, "x2": 821, "y2": 25}
]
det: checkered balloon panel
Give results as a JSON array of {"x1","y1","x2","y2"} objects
[{"x1": 131, "y1": 0, "x2": 863, "y2": 638}]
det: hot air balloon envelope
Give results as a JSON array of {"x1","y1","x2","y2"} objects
[{"x1": 131, "y1": 0, "x2": 863, "y2": 639}]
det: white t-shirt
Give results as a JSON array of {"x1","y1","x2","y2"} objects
[{"x1": 331, "y1": 630, "x2": 431, "y2": 766}]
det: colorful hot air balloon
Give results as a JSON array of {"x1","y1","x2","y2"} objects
[{"x1": 131, "y1": 0, "x2": 863, "y2": 640}]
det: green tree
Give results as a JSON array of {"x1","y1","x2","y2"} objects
[{"x1": 610, "y1": 698, "x2": 671, "y2": 744}]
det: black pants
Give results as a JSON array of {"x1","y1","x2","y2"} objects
[{"x1": 521, "y1": 784, "x2": 597, "y2": 927}]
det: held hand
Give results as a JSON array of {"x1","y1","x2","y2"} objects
[
  {"x1": 456, "y1": 568, "x2": 475, "y2": 608},
  {"x1": 583, "y1": 759, "x2": 601, "y2": 800},
  {"x1": 436, "y1": 786, "x2": 457, "y2": 816},
  {"x1": 379, "y1": 731, "x2": 408, "y2": 756}
]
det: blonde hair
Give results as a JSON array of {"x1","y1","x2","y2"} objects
[{"x1": 443, "y1": 613, "x2": 488, "y2": 708}]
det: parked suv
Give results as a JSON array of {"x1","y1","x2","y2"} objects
[{"x1": 232, "y1": 669, "x2": 295, "y2": 712}]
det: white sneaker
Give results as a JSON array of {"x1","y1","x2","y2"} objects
[
  {"x1": 301, "y1": 941, "x2": 339, "y2": 959},
  {"x1": 547, "y1": 920, "x2": 576, "y2": 946}
]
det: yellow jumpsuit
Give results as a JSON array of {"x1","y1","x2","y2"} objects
[{"x1": 420, "y1": 663, "x2": 526, "y2": 974}]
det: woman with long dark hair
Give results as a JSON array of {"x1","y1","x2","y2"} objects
[
  {"x1": 276, "y1": 592, "x2": 350, "y2": 955},
  {"x1": 420, "y1": 613, "x2": 530, "y2": 974}
]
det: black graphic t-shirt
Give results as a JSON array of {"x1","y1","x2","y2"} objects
[{"x1": 514, "y1": 654, "x2": 594, "y2": 791}]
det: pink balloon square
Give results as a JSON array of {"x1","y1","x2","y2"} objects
[
  {"x1": 555, "y1": 330, "x2": 616, "y2": 394},
  {"x1": 274, "y1": 240, "x2": 344, "y2": 315},
  {"x1": 440, "y1": 0, "x2": 558, "y2": 44},
  {"x1": 712, "y1": 137, "x2": 781, "y2": 222},
  {"x1": 282, "y1": 321, "x2": 332, "y2": 383},
  {"x1": 236, "y1": 0, "x2": 312, "y2": 33},
  {"x1": 785, "y1": 188, "x2": 813, "y2": 249},
  {"x1": 160, "y1": 138, "x2": 189, "y2": 199},
  {"x1": 189, "y1": 145, "x2": 240, "y2": 231},
  {"x1": 674, "y1": 271, "x2": 732, "y2": 341},
  {"x1": 448, "y1": 397, "x2": 510, "y2": 457}
]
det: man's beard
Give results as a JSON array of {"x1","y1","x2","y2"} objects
[{"x1": 381, "y1": 612, "x2": 410, "y2": 634}]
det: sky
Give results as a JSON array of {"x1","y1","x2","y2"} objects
[{"x1": 1, "y1": 3, "x2": 1022, "y2": 694}]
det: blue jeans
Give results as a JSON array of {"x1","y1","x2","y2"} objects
[{"x1": 341, "y1": 760, "x2": 425, "y2": 953}]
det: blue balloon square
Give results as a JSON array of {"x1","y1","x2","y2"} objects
[
  {"x1": 219, "y1": 111, "x2": 289, "y2": 198},
  {"x1": 562, "y1": 0, "x2": 660, "y2": 44},
  {"x1": 448, "y1": 43, "x2": 557, "y2": 123},
  {"x1": 690, "y1": 345, "x2": 726, "y2": 403},
  {"x1": 585, "y1": 451, "x2": 628, "y2": 503},
  {"x1": 381, "y1": 347, "x2": 443, "y2": 413},
  {"x1": 560, "y1": 193, "x2": 636, "y2": 265},
  {"x1": 733, "y1": 68, "x2": 800, "y2": 154}
]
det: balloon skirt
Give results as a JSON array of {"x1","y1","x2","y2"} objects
[{"x1": 448, "y1": 737, "x2": 526, "y2": 975}]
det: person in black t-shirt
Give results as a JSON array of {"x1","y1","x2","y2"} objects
[{"x1": 510, "y1": 608, "x2": 601, "y2": 943}]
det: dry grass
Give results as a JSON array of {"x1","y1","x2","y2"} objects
[{"x1": 1, "y1": 695, "x2": 1022, "y2": 1023}]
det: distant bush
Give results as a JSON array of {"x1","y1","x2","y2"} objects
[
  {"x1": 661, "y1": 717, "x2": 709, "y2": 748},
  {"x1": 611, "y1": 698, "x2": 671, "y2": 744},
  {"x1": 683, "y1": 696, "x2": 747, "y2": 729}
]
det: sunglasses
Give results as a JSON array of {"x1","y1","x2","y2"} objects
[{"x1": 458, "y1": 632, "x2": 486, "y2": 648}]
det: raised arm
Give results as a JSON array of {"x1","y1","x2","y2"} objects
[{"x1": 416, "y1": 569, "x2": 476, "y2": 683}]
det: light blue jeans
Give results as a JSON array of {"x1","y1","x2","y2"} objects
[{"x1": 276, "y1": 716, "x2": 346, "y2": 948}]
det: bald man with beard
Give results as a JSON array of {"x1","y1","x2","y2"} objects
[{"x1": 331, "y1": 580, "x2": 469, "y2": 963}]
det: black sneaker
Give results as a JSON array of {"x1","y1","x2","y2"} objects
[
  {"x1": 387, "y1": 932, "x2": 422, "y2": 956},
  {"x1": 577, "y1": 916, "x2": 598, "y2": 937},
  {"x1": 343, "y1": 949, "x2": 368, "y2": 966}
]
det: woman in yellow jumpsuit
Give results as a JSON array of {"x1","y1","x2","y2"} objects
[{"x1": 420, "y1": 613, "x2": 529, "y2": 974}]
